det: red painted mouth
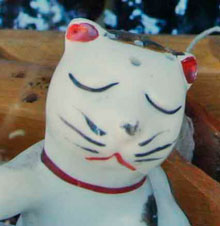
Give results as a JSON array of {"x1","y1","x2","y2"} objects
[{"x1": 86, "y1": 153, "x2": 136, "y2": 171}]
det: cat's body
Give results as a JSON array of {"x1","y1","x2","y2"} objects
[
  {"x1": 1, "y1": 141, "x2": 188, "y2": 226},
  {"x1": 0, "y1": 18, "x2": 197, "y2": 225}
]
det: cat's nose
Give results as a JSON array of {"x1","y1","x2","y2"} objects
[{"x1": 121, "y1": 122, "x2": 139, "y2": 136}]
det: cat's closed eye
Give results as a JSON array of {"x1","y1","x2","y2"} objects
[
  {"x1": 145, "y1": 93, "x2": 182, "y2": 115},
  {"x1": 69, "y1": 73, "x2": 119, "y2": 92}
]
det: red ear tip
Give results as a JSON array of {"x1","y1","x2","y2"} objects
[
  {"x1": 66, "y1": 23, "x2": 99, "y2": 42},
  {"x1": 181, "y1": 56, "x2": 198, "y2": 84}
]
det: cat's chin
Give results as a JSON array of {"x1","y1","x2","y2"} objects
[
  {"x1": 136, "y1": 166, "x2": 158, "y2": 175},
  {"x1": 135, "y1": 160, "x2": 165, "y2": 175}
]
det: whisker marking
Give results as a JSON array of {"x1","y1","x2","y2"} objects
[
  {"x1": 74, "y1": 144, "x2": 99, "y2": 154},
  {"x1": 135, "y1": 143, "x2": 173, "y2": 158},
  {"x1": 138, "y1": 131, "x2": 164, "y2": 147},
  {"x1": 135, "y1": 157, "x2": 162, "y2": 162},
  {"x1": 60, "y1": 116, "x2": 106, "y2": 147}
]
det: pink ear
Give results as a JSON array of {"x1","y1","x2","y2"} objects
[
  {"x1": 181, "y1": 56, "x2": 198, "y2": 84},
  {"x1": 66, "y1": 23, "x2": 99, "y2": 42}
]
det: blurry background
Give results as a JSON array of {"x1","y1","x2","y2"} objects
[{"x1": 0, "y1": 0, "x2": 219, "y2": 34}]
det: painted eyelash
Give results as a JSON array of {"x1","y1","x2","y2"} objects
[
  {"x1": 69, "y1": 73, "x2": 119, "y2": 92},
  {"x1": 145, "y1": 93, "x2": 182, "y2": 115},
  {"x1": 84, "y1": 114, "x2": 106, "y2": 136}
]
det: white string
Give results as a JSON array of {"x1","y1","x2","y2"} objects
[{"x1": 186, "y1": 26, "x2": 220, "y2": 53}]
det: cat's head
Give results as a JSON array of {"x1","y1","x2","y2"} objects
[{"x1": 45, "y1": 18, "x2": 197, "y2": 174}]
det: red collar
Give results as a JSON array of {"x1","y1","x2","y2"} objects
[{"x1": 41, "y1": 149, "x2": 147, "y2": 194}]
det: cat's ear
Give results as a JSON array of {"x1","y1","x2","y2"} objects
[
  {"x1": 65, "y1": 18, "x2": 105, "y2": 44},
  {"x1": 178, "y1": 53, "x2": 198, "y2": 89}
]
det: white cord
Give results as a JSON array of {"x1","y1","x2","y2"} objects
[{"x1": 186, "y1": 26, "x2": 220, "y2": 53}]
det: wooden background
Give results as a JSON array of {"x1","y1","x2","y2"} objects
[{"x1": 0, "y1": 30, "x2": 219, "y2": 226}]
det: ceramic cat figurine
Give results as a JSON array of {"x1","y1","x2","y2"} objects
[{"x1": 0, "y1": 18, "x2": 197, "y2": 226}]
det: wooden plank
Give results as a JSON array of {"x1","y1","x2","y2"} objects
[
  {"x1": 0, "y1": 60, "x2": 50, "y2": 158},
  {"x1": 186, "y1": 96, "x2": 220, "y2": 181},
  {"x1": 0, "y1": 59, "x2": 51, "y2": 120},
  {"x1": 0, "y1": 30, "x2": 64, "y2": 67},
  {"x1": 163, "y1": 151, "x2": 220, "y2": 226}
]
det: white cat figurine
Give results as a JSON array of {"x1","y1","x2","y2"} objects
[{"x1": 0, "y1": 18, "x2": 198, "y2": 226}]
